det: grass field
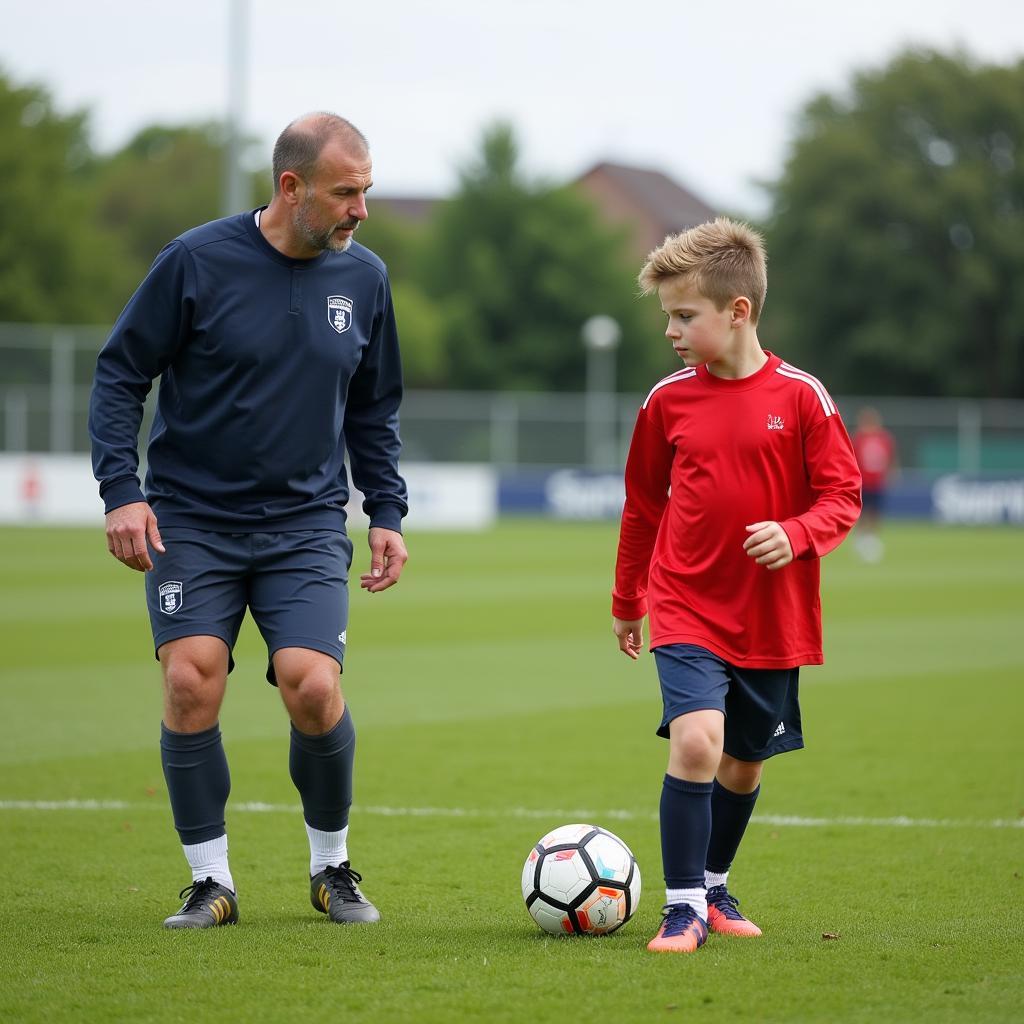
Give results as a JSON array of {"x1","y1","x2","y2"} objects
[{"x1": 1, "y1": 521, "x2": 1022, "y2": 1023}]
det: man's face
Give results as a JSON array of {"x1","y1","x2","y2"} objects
[
  {"x1": 657, "y1": 276, "x2": 734, "y2": 368},
  {"x1": 293, "y1": 141, "x2": 373, "y2": 254}
]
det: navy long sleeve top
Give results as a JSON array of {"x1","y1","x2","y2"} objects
[{"x1": 89, "y1": 210, "x2": 408, "y2": 533}]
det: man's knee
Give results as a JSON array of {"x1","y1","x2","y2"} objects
[
  {"x1": 284, "y1": 670, "x2": 340, "y2": 709},
  {"x1": 160, "y1": 638, "x2": 228, "y2": 728},
  {"x1": 274, "y1": 649, "x2": 344, "y2": 730}
]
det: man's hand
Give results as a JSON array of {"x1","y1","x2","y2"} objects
[
  {"x1": 613, "y1": 617, "x2": 645, "y2": 660},
  {"x1": 743, "y1": 521, "x2": 794, "y2": 570},
  {"x1": 105, "y1": 502, "x2": 164, "y2": 572},
  {"x1": 360, "y1": 527, "x2": 408, "y2": 593}
]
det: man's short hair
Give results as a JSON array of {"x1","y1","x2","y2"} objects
[
  {"x1": 271, "y1": 113, "x2": 369, "y2": 193},
  {"x1": 639, "y1": 217, "x2": 768, "y2": 322}
]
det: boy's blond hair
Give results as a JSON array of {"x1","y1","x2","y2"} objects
[{"x1": 638, "y1": 217, "x2": 768, "y2": 323}]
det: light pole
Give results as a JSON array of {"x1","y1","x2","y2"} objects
[
  {"x1": 582, "y1": 315, "x2": 621, "y2": 469},
  {"x1": 223, "y1": 0, "x2": 248, "y2": 217}
]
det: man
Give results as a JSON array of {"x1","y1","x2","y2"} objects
[{"x1": 89, "y1": 113, "x2": 408, "y2": 929}]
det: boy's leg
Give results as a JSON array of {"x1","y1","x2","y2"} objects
[
  {"x1": 650, "y1": 711, "x2": 722, "y2": 953},
  {"x1": 705, "y1": 755, "x2": 763, "y2": 937},
  {"x1": 705, "y1": 664, "x2": 804, "y2": 937},
  {"x1": 648, "y1": 645, "x2": 733, "y2": 953},
  {"x1": 707, "y1": 755, "x2": 763, "y2": 880},
  {"x1": 663, "y1": 710, "x2": 724, "y2": 913}
]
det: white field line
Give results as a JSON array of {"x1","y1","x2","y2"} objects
[{"x1": 0, "y1": 799, "x2": 1021, "y2": 829}]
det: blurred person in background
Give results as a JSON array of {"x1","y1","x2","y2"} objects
[
  {"x1": 88, "y1": 112, "x2": 408, "y2": 929},
  {"x1": 851, "y1": 407, "x2": 897, "y2": 562}
]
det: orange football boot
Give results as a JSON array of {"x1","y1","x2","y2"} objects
[
  {"x1": 647, "y1": 903, "x2": 708, "y2": 953},
  {"x1": 705, "y1": 884, "x2": 762, "y2": 937}
]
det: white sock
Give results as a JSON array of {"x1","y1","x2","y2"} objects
[
  {"x1": 183, "y1": 835, "x2": 234, "y2": 892},
  {"x1": 306, "y1": 822, "x2": 349, "y2": 875},
  {"x1": 665, "y1": 886, "x2": 707, "y2": 922},
  {"x1": 705, "y1": 870, "x2": 729, "y2": 890}
]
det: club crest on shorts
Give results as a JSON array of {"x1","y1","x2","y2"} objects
[
  {"x1": 327, "y1": 295, "x2": 353, "y2": 334},
  {"x1": 158, "y1": 581, "x2": 183, "y2": 615}
]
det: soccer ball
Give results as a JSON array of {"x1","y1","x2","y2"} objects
[{"x1": 521, "y1": 823, "x2": 641, "y2": 936}]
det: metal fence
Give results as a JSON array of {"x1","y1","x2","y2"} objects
[{"x1": 3, "y1": 324, "x2": 1024, "y2": 473}]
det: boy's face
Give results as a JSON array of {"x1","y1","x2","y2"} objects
[{"x1": 657, "y1": 276, "x2": 735, "y2": 368}]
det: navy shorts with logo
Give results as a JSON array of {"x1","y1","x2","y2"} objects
[
  {"x1": 145, "y1": 528, "x2": 353, "y2": 685},
  {"x1": 653, "y1": 643, "x2": 804, "y2": 761}
]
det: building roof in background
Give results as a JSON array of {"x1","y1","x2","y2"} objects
[
  {"x1": 576, "y1": 162, "x2": 717, "y2": 231},
  {"x1": 573, "y1": 161, "x2": 718, "y2": 257},
  {"x1": 368, "y1": 161, "x2": 718, "y2": 257}
]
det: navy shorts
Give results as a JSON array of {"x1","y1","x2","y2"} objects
[
  {"x1": 653, "y1": 643, "x2": 804, "y2": 761},
  {"x1": 145, "y1": 528, "x2": 353, "y2": 685}
]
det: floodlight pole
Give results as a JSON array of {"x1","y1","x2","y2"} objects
[
  {"x1": 223, "y1": 0, "x2": 249, "y2": 217},
  {"x1": 582, "y1": 315, "x2": 621, "y2": 469}
]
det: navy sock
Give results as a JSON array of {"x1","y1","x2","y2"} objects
[
  {"x1": 706, "y1": 780, "x2": 760, "y2": 874},
  {"x1": 288, "y1": 707, "x2": 355, "y2": 832},
  {"x1": 660, "y1": 774, "x2": 714, "y2": 889},
  {"x1": 160, "y1": 722, "x2": 231, "y2": 845}
]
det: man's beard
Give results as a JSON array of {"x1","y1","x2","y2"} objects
[{"x1": 295, "y1": 196, "x2": 357, "y2": 253}]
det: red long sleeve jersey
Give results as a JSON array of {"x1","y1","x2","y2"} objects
[{"x1": 613, "y1": 352, "x2": 862, "y2": 668}]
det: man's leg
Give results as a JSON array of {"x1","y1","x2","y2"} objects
[
  {"x1": 159, "y1": 635, "x2": 238, "y2": 928},
  {"x1": 275, "y1": 647, "x2": 378, "y2": 924}
]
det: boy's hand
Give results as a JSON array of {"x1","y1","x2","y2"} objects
[
  {"x1": 743, "y1": 521, "x2": 794, "y2": 570},
  {"x1": 613, "y1": 617, "x2": 645, "y2": 660}
]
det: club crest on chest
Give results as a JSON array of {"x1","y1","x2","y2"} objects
[{"x1": 327, "y1": 295, "x2": 353, "y2": 334}]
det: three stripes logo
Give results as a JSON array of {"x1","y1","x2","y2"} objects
[
  {"x1": 209, "y1": 895, "x2": 232, "y2": 924},
  {"x1": 318, "y1": 883, "x2": 331, "y2": 912}
]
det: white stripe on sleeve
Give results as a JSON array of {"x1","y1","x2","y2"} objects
[
  {"x1": 776, "y1": 364, "x2": 837, "y2": 416},
  {"x1": 642, "y1": 368, "x2": 697, "y2": 409}
]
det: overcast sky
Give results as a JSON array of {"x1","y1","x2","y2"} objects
[{"x1": 3, "y1": 0, "x2": 1022, "y2": 214}]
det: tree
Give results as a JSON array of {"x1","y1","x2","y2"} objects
[
  {"x1": 417, "y1": 122, "x2": 665, "y2": 392},
  {"x1": 90, "y1": 123, "x2": 262, "y2": 302},
  {"x1": 355, "y1": 207, "x2": 452, "y2": 387},
  {"x1": 762, "y1": 50, "x2": 1024, "y2": 398},
  {"x1": 0, "y1": 69, "x2": 121, "y2": 323}
]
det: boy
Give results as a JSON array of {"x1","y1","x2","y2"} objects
[{"x1": 611, "y1": 218, "x2": 861, "y2": 954}]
